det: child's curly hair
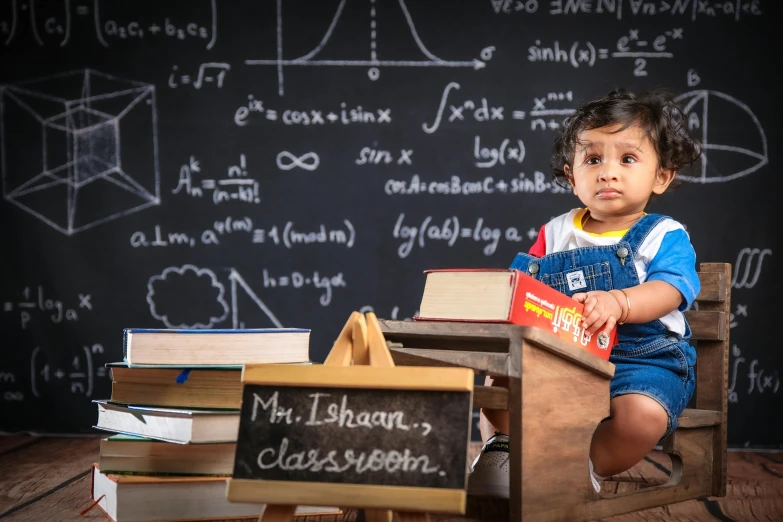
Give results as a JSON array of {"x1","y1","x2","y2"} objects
[{"x1": 551, "y1": 88, "x2": 702, "y2": 189}]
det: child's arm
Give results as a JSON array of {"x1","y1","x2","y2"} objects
[
  {"x1": 574, "y1": 224, "x2": 699, "y2": 336},
  {"x1": 528, "y1": 224, "x2": 547, "y2": 257},
  {"x1": 573, "y1": 282, "x2": 683, "y2": 335}
]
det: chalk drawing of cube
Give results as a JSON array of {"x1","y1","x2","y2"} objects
[{"x1": 1, "y1": 69, "x2": 160, "y2": 235}]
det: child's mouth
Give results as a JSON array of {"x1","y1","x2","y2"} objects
[{"x1": 596, "y1": 188, "x2": 620, "y2": 199}]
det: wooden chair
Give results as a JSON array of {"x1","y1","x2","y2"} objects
[{"x1": 379, "y1": 262, "x2": 730, "y2": 522}]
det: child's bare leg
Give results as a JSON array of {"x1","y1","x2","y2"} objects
[
  {"x1": 470, "y1": 375, "x2": 512, "y2": 497},
  {"x1": 479, "y1": 375, "x2": 509, "y2": 441},
  {"x1": 590, "y1": 394, "x2": 669, "y2": 477}
]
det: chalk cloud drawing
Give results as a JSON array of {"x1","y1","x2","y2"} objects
[
  {"x1": 147, "y1": 265, "x2": 283, "y2": 329},
  {"x1": 147, "y1": 265, "x2": 230, "y2": 329},
  {"x1": 1, "y1": 69, "x2": 160, "y2": 234},
  {"x1": 676, "y1": 90, "x2": 768, "y2": 183}
]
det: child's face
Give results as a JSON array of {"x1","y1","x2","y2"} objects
[{"x1": 565, "y1": 124, "x2": 674, "y2": 221}]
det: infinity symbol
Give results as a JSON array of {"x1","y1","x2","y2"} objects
[{"x1": 276, "y1": 151, "x2": 320, "y2": 171}]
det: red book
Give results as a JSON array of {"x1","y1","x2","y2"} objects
[{"x1": 414, "y1": 268, "x2": 616, "y2": 360}]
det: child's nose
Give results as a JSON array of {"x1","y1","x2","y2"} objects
[{"x1": 598, "y1": 165, "x2": 619, "y2": 182}]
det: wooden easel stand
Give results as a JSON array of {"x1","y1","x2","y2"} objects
[{"x1": 261, "y1": 311, "x2": 431, "y2": 522}]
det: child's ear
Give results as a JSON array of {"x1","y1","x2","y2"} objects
[
  {"x1": 564, "y1": 165, "x2": 577, "y2": 192},
  {"x1": 653, "y1": 168, "x2": 676, "y2": 194}
]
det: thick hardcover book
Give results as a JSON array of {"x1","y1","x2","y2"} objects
[
  {"x1": 415, "y1": 268, "x2": 616, "y2": 360},
  {"x1": 99, "y1": 435, "x2": 236, "y2": 475},
  {"x1": 108, "y1": 364, "x2": 243, "y2": 409},
  {"x1": 122, "y1": 328, "x2": 310, "y2": 367},
  {"x1": 90, "y1": 465, "x2": 340, "y2": 521},
  {"x1": 94, "y1": 401, "x2": 240, "y2": 444}
]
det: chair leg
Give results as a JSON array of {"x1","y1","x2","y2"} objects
[
  {"x1": 524, "y1": 427, "x2": 715, "y2": 522},
  {"x1": 662, "y1": 426, "x2": 715, "y2": 491}
]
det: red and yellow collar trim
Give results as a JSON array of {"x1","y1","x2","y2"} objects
[{"x1": 574, "y1": 208, "x2": 645, "y2": 237}]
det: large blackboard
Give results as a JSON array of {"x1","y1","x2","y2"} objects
[{"x1": 0, "y1": 0, "x2": 779, "y2": 447}]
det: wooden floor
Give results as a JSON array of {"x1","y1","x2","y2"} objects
[{"x1": 0, "y1": 435, "x2": 781, "y2": 521}]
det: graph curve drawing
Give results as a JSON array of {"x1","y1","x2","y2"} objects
[
  {"x1": 1, "y1": 69, "x2": 160, "y2": 235},
  {"x1": 246, "y1": 0, "x2": 490, "y2": 96},
  {"x1": 676, "y1": 90, "x2": 768, "y2": 183}
]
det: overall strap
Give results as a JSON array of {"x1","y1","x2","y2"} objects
[{"x1": 620, "y1": 214, "x2": 671, "y2": 256}]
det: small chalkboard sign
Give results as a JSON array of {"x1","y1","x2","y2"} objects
[{"x1": 226, "y1": 364, "x2": 474, "y2": 514}]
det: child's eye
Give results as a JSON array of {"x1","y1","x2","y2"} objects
[
  {"x1": 586, "y1": 156, "x2": 601, "y2": 165},
  {"x1": 622, "y1": 156, "x2": 637, "y2": 164}
]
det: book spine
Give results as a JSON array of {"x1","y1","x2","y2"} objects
[
  {"x1": 508, "y1": 272, "x2": 615, "y2": 359},
  {"x1": 507, "y1": 270, "x2": 525, "y2": 323},
  {"x1": 90, "y1": 463, "x2": 97, "y2": 498},
  {"x1": 507, "y1": 270, "x2": 561, "y2": 325},
  {"x1": 121, "y1": 328, "x2": 310, "y2": 334},
  {"x1": 97, "y1": 468, "x2": 232, "y2": 478},
  {"x1": 122, "y1": 329, "x2": 129, "y2": 364}
]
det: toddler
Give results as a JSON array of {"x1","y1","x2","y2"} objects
[{"x1": 468, "y1": 88, "x2": 702, "y2": 497}]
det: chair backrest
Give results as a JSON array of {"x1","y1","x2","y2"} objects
[
  {"x1": 682, "y1": 262, "x2": 731, "y2": 495},
  {"x1": 683, "y1": 263, "x2": 731, "y2": 409}
]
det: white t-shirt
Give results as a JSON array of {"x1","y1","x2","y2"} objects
[{"x1": 532, "y1": 209, "x2": 700, "y2": 336}]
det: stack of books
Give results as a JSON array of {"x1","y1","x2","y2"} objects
[{"x1": 90, "y1": 328, "x2": 339, "y2": 521}]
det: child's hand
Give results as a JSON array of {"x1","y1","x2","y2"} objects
[{"x1": 571, "y1": 290, "x2": 624, "y2": 336}]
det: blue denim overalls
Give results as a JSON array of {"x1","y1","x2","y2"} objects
[{"x1": 509, "y1": 214, "x2": 696, "y2": 435}]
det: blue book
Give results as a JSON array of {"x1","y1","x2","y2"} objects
[{"x1": 122, "y1": 328, "x2": 310, "y2": 367}]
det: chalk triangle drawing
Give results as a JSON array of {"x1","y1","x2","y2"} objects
[{"x1": 229, "y1": 268, "x2": 285, "y2": 329}]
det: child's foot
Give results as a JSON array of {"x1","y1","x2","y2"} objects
[
  {"x1": 467, "y1": 432, "x2": 509, "y2": 498},
  {"x1": 588, "y1": 458, "x2": 604, "y2": 493}
]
